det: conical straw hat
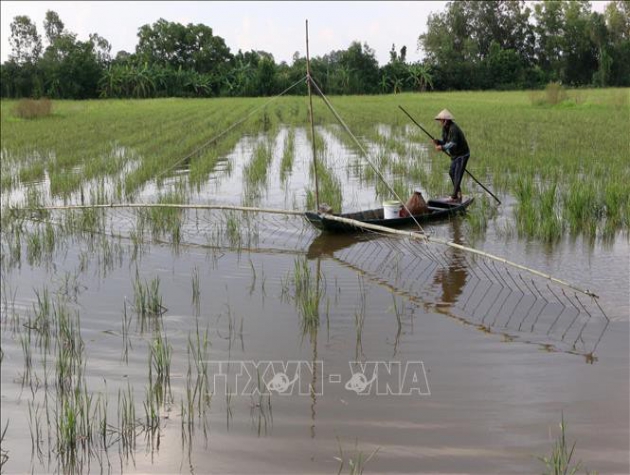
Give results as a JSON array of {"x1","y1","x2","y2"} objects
[{"x1": 434, "y1": 109, "x2": 454, "y2": 120}]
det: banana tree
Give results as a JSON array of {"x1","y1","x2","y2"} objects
[{"x1": 408, "y1": 63, "x2": 434, "y2": 92}]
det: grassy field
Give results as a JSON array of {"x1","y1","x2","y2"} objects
[{"x1": 1, "y1": 88, "x2": 628, "y2": 242}]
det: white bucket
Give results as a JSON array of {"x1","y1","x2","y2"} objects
[{"x1": 383, "y1": 200, "x2": 402, "y2": 220}]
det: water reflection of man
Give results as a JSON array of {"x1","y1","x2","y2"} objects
[{"x1": 433, "y1": 220, "x2": 467, "y2": 305}]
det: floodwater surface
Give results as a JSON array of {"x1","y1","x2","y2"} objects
[{"x1": 1, "y1": 126, "x2": 628, "y2": 474}]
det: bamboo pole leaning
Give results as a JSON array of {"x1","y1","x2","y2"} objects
[{"x1": 8, "y1": 202, "x2": 601, "y2": 301}]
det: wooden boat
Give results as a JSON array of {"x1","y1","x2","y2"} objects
[{"x1": 304, "y1": 197, "x2": 473, "y2": 233}]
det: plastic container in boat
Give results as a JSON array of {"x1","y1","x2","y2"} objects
[{"x1": 383, "y1": 200, "x2": 402, "y2": 219}]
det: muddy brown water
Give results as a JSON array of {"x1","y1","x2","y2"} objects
[{"x1": 1, "y1": 127, "x2": 628, "y2": 474}]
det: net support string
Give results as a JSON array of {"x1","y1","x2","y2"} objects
[
  {"x1": 307, "y1": 75, "x2": 425, "y2": 233},
  {"x1": 155, "y1": 76, "x2": 308, "y2": 182}
]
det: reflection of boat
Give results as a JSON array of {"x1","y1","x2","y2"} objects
[
  {"x1": 305, "y1": 197, "x2": 473, "y2": 233},
  {"x1": 306, "y1": 233, "x2": 371, "y2": 259}
]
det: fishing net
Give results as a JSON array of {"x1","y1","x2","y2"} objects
[{"x1": 3, "y1": 205, "x2": 609, "y2": 360}]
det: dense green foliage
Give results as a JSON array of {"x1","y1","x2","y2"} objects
[
  {"x1": 420, "y1": 0, "x2": 630, "y2": 89},
  {"x1": 1, "y1": 1, "x2": 629, "y2": 99}
]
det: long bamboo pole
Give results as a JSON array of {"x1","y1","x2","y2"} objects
[
  {"x1": 11, "y1": 201, "x2": 599, "y2": 298},
  {"x1": 307, "y1": 78, "x2": 425, "y2": 233},
  {"x1": 305, "y1": 20, "x2": 320, "y2": 210},
  {"x1": 315, "y1": 213, "x2": 599, "y2": 299},
  {"x1": 12, "y1": 203, "x2": 305, "y2": 216},
  {"x1": 398, "y1": 105, "x2": 502, "y2": 205}
]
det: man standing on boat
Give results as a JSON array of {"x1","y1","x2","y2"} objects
[{"x1": 433, "y1": 109, "x2": 470, "y2": 203}]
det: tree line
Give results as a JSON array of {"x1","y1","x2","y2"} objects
[{"x1": 1, "y1": 1, "x2": 628, "y2": 100}]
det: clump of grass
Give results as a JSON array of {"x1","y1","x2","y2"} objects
[
  {"x1": 334, "y1": 437, "x2": 380, "y2": 475},
  {"x1": 539, "y1": 413, "x2": 595, "y2": 475},
  {"x1": 191, "y1": 266, "x2": 201, "y2": 315},
  {"x1": 32, "y1": 287, "x2": 52, "y2": 349},
  {"x1": 514, "y1": 176, "x2": 563, "y2": 243},
  {"x1": 149, "y1": 192, "x2": 185, "y2": 244},
  {"x1": 306, "y1": 160, "x2": 343, "y2": 212},
  {"x1": 528, "y1": 82, "x2": 568, "y2": 106},
  {"x1": 132, "y1": 272, "x2": 167, "y2": 330},
  {"x1": 545, "y1": 81, "x2": 568, "y2": 105},
  {"x1": 288, "y1": 257, "x2": 325, "y2": 337},
  {"x1": 465, "y1": 194, "x2": 496, "y2": 239},
  {"x1": 118, "y1": 382, "x2": 137, "y2": 457},
  {"x1": 608, "y1": 89, "x2": 629, "y2": 110},
  {"x1": 224, "y1": 211, "x2": 242, "y2": 248},
  {"x1": 13, "y1": 98, "x2": 53, "y2": 119},
  {"x1": 243, "y1": 139, "x2": 274, "y2": 204},
  {"x1": 150, "y1": 330, "x2": 172, "y2": 394},
  {"x1": 54, "y1": 300, "x2": 85, "y2": 393},
  {"x1": 562, "y1": 181, "x2": 601, "y2": 239},
  {"x1": 280, "y1": 128, "x2": 296, "y2": 182},
  {"x1": 187, "y1": 322, "x2": 212, "y2": 415}
]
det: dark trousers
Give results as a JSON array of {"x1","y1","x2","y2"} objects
[{"x1": 449, "y1": 153, "x2": 470, "y2": 198}]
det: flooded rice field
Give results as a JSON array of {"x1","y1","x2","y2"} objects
[{"x1": 1, "y1": 125, "x2": 628, "y2": 474}]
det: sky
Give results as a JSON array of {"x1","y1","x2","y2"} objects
[{"x1": 0, "y1": 1, "x2": 611, "y2": 66}]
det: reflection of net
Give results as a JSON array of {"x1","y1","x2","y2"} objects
[
  {"x1": 18, "y1": 207, "x2": 609, "y2": 358},
  {"x1": 333, "y1": 237, "x2": 609, "y2": 358}
]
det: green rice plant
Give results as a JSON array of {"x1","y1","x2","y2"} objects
[
  {"x1": 1, "y1": 279, "x2": 19, "y2": 330},
  {"x1": 562, "y1": 181, "x2": 601, "y2": 239},
  {"x1": 54, "y1": 301, "x2": 85, "y2": 393},
  {"x1": 191, "y1": 265, "x2": 201, "y2": 315},
  {"x1": 538, "y1": 414, "x2": 595, "y2": 475},
  {"x1": 121, "y1": 298, "x2": 132, "y2": 364},
  {"x1": 280, "y1": 127, "x2": 296, "y2": 182},
  {"x1": 53, "y1": 380, "x2": 100, "y2": 470},
  {"x1": 132, "y1": 272, "x2": 166, "y2": 331},
  {"x1": 148, "y1": 328, "x2": 172, "y2": 409},
  {"x1": 118, "y1": 382, "x2": 137, "y2": 456},
  {"x1": 32, "y1": 287, "x2": 52, "y2": 350},
  {"x1": 545, "y1": 82, "x2": 568, "y2": 106},
  {"x1": 143, "y1": 383, "x2": 160, "y2": 435},
  {"x1": 464, "y1": 194, "x2": 496, "y2": 240},
  {"x1": 224, "y1": 211, "x2": 242, "y2": 248},
  {"x1": 19, "y1": 331, "x2": 33, "y2": 386},
  {"x1": 243, "y1": 138, "x2": 274, "y2": 205},
  {"x1": 96, "y1": 391, "x2": 109, "y2": 448},
  {"x1": 289, "y1": 257, "x2": 324, "y2": 337},
  {"x1": 149, "y1": 191, "x2": 186, "y2": 244},
  {"x1": 1, "y1": 91, "x2": 627, "y2": 244},
  {"x1": 28, "y1": 401, "x2": 44, "y2": 458},
  {"x1": 26, "y1": 228, "x2": 43, "y2": 266},
  {"x1": 187, "y1": 322, "x2": 212, "y2": 414},
  {"x1": 334, "y1": 437, "x2": 380, "y2": 475},
  {"x1": 514, "y1": 175, "x2": 564, "y2": 240},
  {"x1": 306, "y1": 160, "x2": 343, "y2": 212},
  {"x1": 538, "y1": 180, "x2": 563, "y2": 243}
]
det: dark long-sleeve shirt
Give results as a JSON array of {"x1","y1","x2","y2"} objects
[{"x1": 437, "y1": 121, "x2": 470, "y2": 158}]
